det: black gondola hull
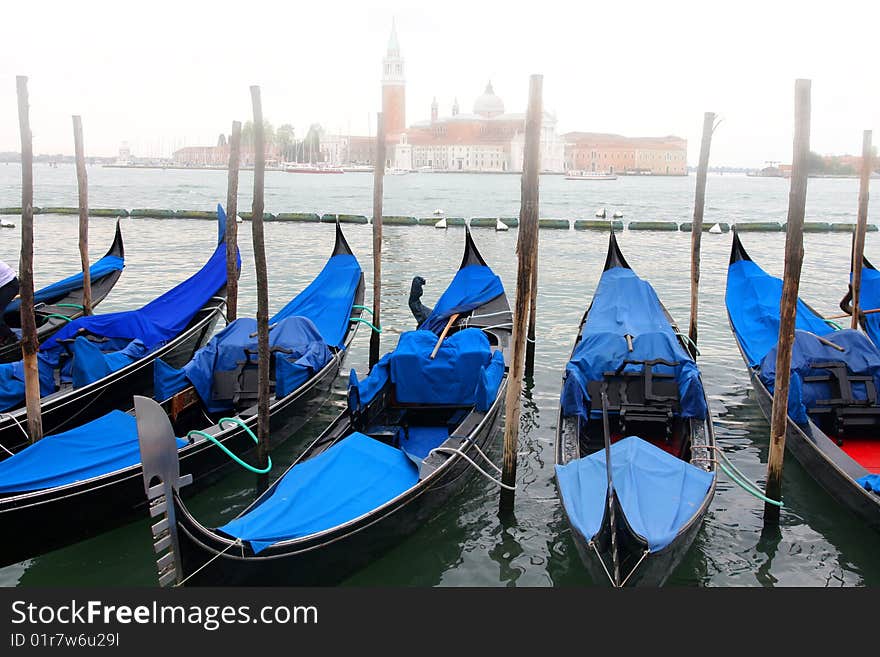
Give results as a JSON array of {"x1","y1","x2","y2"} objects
[
  {"x1": 0, "y1": 340, "x2": 352, "y2": 567},
  {"x1": 0, "y1": 222, "x2": 126, "y2": 364},
  {"x1": 0, "y1": 298, "x2": 225, "y2": 457},
  {"x1": 171, "y1": 379, "x2": 507, "y2": 586}
]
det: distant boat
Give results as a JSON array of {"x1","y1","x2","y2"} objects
[
  {"x1": 386, "y1": 168, "x2": 410, "y2": 176},
  {"x1": 495, "y1": 218, "x2": 509, "y2": 232},
  {"x1": 284, "y1": 163, "x2": 344, "y2": 174},
  {"x1": 418, "y1": 166, "x2": 437, "y2": 173},
  {"x1": 613, "y1": 211, "x2": 624, "y2": 219},
  {"x1": 595, "y1": 208, "x2": 607, "y2": 218},
  {"x1": 342, "y1": 165, "x2": 373, "y2": 173},
  {"x1": 566, "y1": 170, "x2": 618, "y2": 181},
  {"x1": 0, "y1": 220, "x2": 13, "y2": 229}
]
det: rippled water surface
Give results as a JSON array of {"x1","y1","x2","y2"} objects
[{"x1": 1, "y1": 164, "x2": 879, "y2": 587}]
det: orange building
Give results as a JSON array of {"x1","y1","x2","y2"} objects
[{"x1": 563, "y1": 132, "x2": 687, "y2": 175}]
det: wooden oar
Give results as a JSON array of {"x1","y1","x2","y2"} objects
[
  {"x1": 430, "y1": 313, "x2": 459, "y2": 359},
  {"x1": 815, "y1": 334, "x2": 846, "y2": 352},
  {"x1": 624, "y1": 334, "x2": 633, "y2": 352},
  {"x1": 827, "y1": 307, "x2": 880, "y2": 320}
]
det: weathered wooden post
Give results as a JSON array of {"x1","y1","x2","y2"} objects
[
  {"x1": 765, "y1": 79, "x2": 811, "y2": 526},
  {"x1": 16, "y1": 76, "x2": 42, "y2": 442},
  {"x1": 525, "y1": 258, "x2": 538, "y2": 377},
  {"x1": 250, "y1": 86, "x2": 270, "y2": 489},
  {"x1": 500, "y1": 74, "x2": 542, "y2": 511},
  {"x1": 687, "y1": 112, "x2": 716, "y2": 358},
  {"x1": 226, "y1": 120, "x2": 242, "y2": 322},
  {"x1": 850, "y1": 130, "x2": 873, "y2": 329},
  {"x1": 369, "y1": 114, "x2": 386, "y2": 370},
  {"x1": 72, "y1": 115, "x2": 92, "y2": 315}
]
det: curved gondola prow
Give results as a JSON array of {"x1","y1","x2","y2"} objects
[
  {"x1": 729, "y1": 228, "x2": 752, "y2": 265},
  {"x1": 460, "y1": 226, "x2": 489, "y2": 269},
  {"x1": 135, "y1": 395, "x2": 192, "y2": 588},
  {"x1": 106, "y1": 218, "x2": 125, "y2": 259},
  {"x1": 332, "y1": 220, "x2": 355, "y2": 257},
  {"x1": 603, "y1": 231, "x2": 631, "y2": 271}
]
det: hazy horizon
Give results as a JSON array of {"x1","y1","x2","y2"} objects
[{"x1": 2, "y1": 0, "x2": 878, "y2": 167}]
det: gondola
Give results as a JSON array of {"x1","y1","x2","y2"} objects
[
  {"x1": 555, "y1": 232, "x2": 716, "y2": 587},
  {"x1": 726, "y1": 229, "x2": 880, "y2": 529},
  {"x1": 135, "y1": 228, "x2": 511, "y2": 586},
  {"x1": 0, "y1": 223, "x2": 364, "y2": 567},
  {"x1": 0, "y1": 220, "x2": 125, "y2": 363},
  {"x1": 839, "y1": 255, "x2": 880, "y2": 347},
  {"x1": 0, "y1": 207, "x2": 233, "y2": 458}
]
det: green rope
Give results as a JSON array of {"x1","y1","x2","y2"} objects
[
  {"x1": 187, "y1": 416, "x2": 272, "y2": 474},
  {"x1": 351, "y1": 317, "x2": 381, "y2": 334},
  {"x1": 824, "y1": 319, "x2": 843, "y2": 330},
  {"x1": 42, "y1": 313, "x2": 72, "y2": 322},
  {"x1": 54, "y1": 303, "x2": 84, "y2": 310},
  {"x1": 719, "y1": 461, "x2": 783, "y2": 507},
  {"x1": 352, "y1": 304, "x2": 374, "y2": 316},
  {"x1": 674, "y1": 331, "x2": 700, "y2": 357}
]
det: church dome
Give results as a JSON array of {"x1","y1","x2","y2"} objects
[{"x1": 473, "y1": 82, "x2": 505, "y2": 117}]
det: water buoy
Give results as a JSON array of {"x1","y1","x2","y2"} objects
[
  {"x1": 434, "y1": 217, "x2": 447, "y2": 229},
  {"x1": 236, "y1": 214, "x2": 244, "y2": 224},
  {"x1": 709, "y1": 223, "x2": 723, "y2": 234},
  {"x1": 495, "y1": 218, "x2": 509, "y2": 232},
  {"x1": 613, "y1": 211, "x2": 624, "y2": 219}
]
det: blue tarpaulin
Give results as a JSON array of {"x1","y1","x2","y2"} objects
[
  {"x1": 270, "y1": 252, "x2": 362, "y2": 348},
  {"x1": 390, "y1": 328, "x2": 498, "y2": 406},
  {"x1": 0, "y1": 410, "x2": 186, "y2": 494},
  {"x1": 857, "y1": 473, "x2": 880, "y2": 493},
  {"x1": 759, "y1": 328, "x2": 880, "y2": 424},
  {"x1": 399, "y1": 426, "x2": 449, "y2": 463},
  {"x1": 560, "y1": 266, "x2": 707, "y2": 422},
  {"x1": 3, "y1": 254, "x2": 124, "y2": 316},
  {"x1": 857, "y1": 265, "x2": 880, "y2": 347},
  {"x1": 70, "y1": 337, "x2": 149, "y2": 388},
  {"x1": 726, "y1": 258, "x2": 834, "y2": 367},
  {"x1": 219, "y1": 432, "x2": 418, "y2": 553},
  {"x1": 0, "y1": 214, "x2": 235, "y2": 412},
  {"x1": 153, "y1": 316, "x2": 332, "y2": 411},
  {"x1": 555, "y1": 436, "x2": 715, "y2": 552},
  {"x1": 419, "y1": 264, "x2": 504, "y2": 334}
]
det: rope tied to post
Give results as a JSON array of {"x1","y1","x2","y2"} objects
[{"x1": 187, "y1": 416, "x2": 272, "y2": 474}]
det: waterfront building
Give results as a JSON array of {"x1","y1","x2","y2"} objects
[{"x1": 563, "y1": 132, "x2": 687, "y2": 175}]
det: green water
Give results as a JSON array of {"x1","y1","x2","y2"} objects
[{"x1": 1, "y1": 164, "x2": 879, "y2": 587}]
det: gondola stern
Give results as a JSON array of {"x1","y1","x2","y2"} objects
[
  {"x1": 134, "y1": 395, "x2": 192, "y2": 587},
  {"x1": 460, "y1": 225, "x2": 489, "y2": 269}
]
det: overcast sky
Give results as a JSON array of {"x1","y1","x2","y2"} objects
[{"x1": 2, "y1": 0, "x2": 877, "y2": 167}]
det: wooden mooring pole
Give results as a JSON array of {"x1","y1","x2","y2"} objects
[
  {"x1": 16, "y1": 76, "x2": 42, "y2": 443},
  {"x1": 250, "y1": 86, "x2": 270, "y2": 490},
  {"x1": 369, "y1": 114, "x2": 386, "y2": 370},
  {"x1": 687, "y1": 112, "x2": 716, "y2": 358},
  {"x1": 226, "y1": 120, "x2": 242, "y2": 322},
  {"x1": 72, "y1": 115, "x2": 92, "y2": 315},
  {"x1": 525, "y1": 257, "x2": 538, "y2": 377},
  {"x1": 765, "y1": 79, "x2": 811, "y2": 526},
  {"x1": 500, "y1": 74, "x2": 542, "y2": 511},
  {"x1": 850, "y1": 130, "x2": 873, "y2": 329}
]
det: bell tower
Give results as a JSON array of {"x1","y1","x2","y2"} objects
[{"x1": 381, "y1": 19, "x2": 405, "y2": 137}]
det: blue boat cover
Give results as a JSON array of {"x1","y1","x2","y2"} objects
[
  {"x1": 726, "y1": 258, "x2": 834, "y2": 367},
  {"x1": 4, "y1": 253, "x2": 124, "y2": 316},
  {"x1": 219, "y1": 432, "x2": 418, "y2": 553},
  {"x1": 0, "y1": 410, "x2": 186, "y2": 494},
  {"x1": 347, "y1": 353, "x2": 391, "y2": 413},
  {"x1": 857, "y1": 473, "x2": 880, "y2": 493},
  {"x1": 70, "y1": 337, "x2": 150, "y2": 388},
  {"x1": 153, "y1": 316, "x2": 332, "y2": 411},
  {"x1": 857, "y1": 265, "x2": 880, "y2": 347},
  {"x1": 560, "y1": 266, "x2": 707, "y2": 422},
  {"x1": 419, "y1": 264, "x2": 504, "y2": 334},
  {"x1": 391, "y1": 328, "x2": 499, "y2": 405},
  {"x1": 555, "y1": 436, "x2": 715, "y2": 552},
  {"x1": 269, "y1": 252, "x2": 362, "y2": 348},
  {"x1": 399, "y1": 425, "x2": 449, "y2": 463},
  {"x1": 758, "y1": 329, "x2": 880, "y2": 424}
]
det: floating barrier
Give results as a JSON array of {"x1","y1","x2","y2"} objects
[
  {"x1": 175, "y1": 210, "x2": 217, "y2": 220},
  {"x1": 417, "y1": 216, "x2": 465, "y2": 226},
  {"x1": 89, "y1": 208, "x2": 129, "y2": 217},
  {"x1": 627, "y1": 221, "x2": 679, "y2": 231},
  {"x1": 0, "y1": 207, "x2": 39, "y2": 215},
  {"x1": 501, "y1": 217, "x2": 518, "y2": 227},
  {"x1": 380, "y1": 215, "x2": 419, "y2": 225},
  {"x1": 538, "y1": 219, "x2": 570, "y2": 229},
  {"x1": 734, "y1": 222, "x2": 783, "y2": 232},
  {"x1": 801, "y1": 222, "x2": 833, "y2": 232},
  {"x1": 130, "y1": 208, "x2": 177, "y2": 218},
  {"x1": 679, "y1": 222, "x2": 730, "y2": 232},
  {"x1": 336, "y1": 214, "x2": 369, "y2": 224},
  {"x1": 574, "y1": 219, "x2": 624, "y2": 231},
  {"x1": 239, "y1": 211, "x2": 277, "y2": 221},
  {"x1": 469, "y1": 217, "x2": 497, "y2": 228},
  {"x1": 273, "y1": 212, "x2": 319, "y2": 222},
  {"x1": 831, "y1": 223, "x2": 879, "y2": 232},
  {"x1": 40, "y1": 207, "x2": 80, "y2": 215}
]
